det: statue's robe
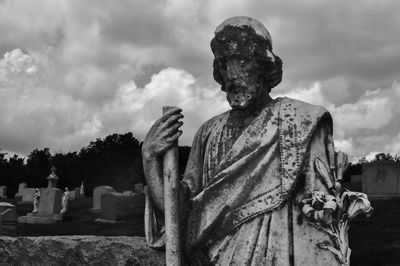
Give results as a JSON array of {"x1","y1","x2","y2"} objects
[{"x1": 145, "y1": 97, "x2": 342, "y2": 265}]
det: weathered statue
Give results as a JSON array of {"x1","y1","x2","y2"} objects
[
  {"x1": 60, "y1": 187, "x2": 70, "y2": 215},
  {"x1": 80, "y1": 181, "x2": 85, "y2": 198},
  {"x1": 32, "y1": 188, "x2": 40, "y2": 213},
  {"x1": 142, "y1": 16, "x2": 372, "y2": 265}
]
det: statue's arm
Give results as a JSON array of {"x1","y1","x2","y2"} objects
[
  {"x1": 143, "y1": 122, "x2": 205, "y2": 248},
  {"x1": 142, "y1": 107, "x2": 184, "y2": 212}
]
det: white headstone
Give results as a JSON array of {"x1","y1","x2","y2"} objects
[
  {"x1": 21, "y1": 188, "x2": 36, "y2": 202},
  {"x1": 362, "y1": 162, "x2": 400, "y2": 195},
  {"x1": 99, "y1": 192, "x2": 145, "y2": 222},
  {"x1": 74, "y1": 187, "x2": 81, "y2": 198},
  {"x1": 0, "y1": 186, "x2": 7, "y2": 199},
  {"x1": 122, "y1": 190, "x2": 134, "y2": 196},
  {"x1": 37, "y1": 188, "x2": 63, "y2": 215},
  {"x1": 92, "y1": 186, "x2": 115, "y2": 211},
  {"x1": 68, "y1": 188, "x2": 80, "y2": 201},
  {"x1": 0, "y1": 202, "x2": 18, "y2": 232},
  {"x1": 15, "y1": 182, "x2": 27, "y2": 198}
]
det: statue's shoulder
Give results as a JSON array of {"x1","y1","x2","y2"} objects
[
  {"x1": 279, "y1": 97, "x2": 333, "y2": 138},
  {"x1": 195, "y1": 110, "x2": 230, "y2": 141},
  {"x1": 280, "y1": 96, "x2": 331, "y2": 120}
]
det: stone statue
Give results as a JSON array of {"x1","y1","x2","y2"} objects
[
  {"x1": 60, "y1": 187, "x2": 70, "y2": 215},
  {"x1": 142, "y1": 16, "x2": 372, "y2": 265},
  {"x1": 80, "y1": 181, "x2": 85, "y2": 198},
  {"x1": 32, "y1": 188, "x2": 40, "y2": 213}
]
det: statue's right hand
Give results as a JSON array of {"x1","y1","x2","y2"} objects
[{"x1": 142, "y1": 107, "x2": 183, "y2": 159}]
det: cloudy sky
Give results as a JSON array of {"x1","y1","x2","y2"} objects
[{"x1": 1, "y1": 0, "x2": 400, "y2": 162}]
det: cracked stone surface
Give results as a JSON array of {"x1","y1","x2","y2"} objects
[{"x1": 0, "y1": 235, "x2": 165, "y2": 266}]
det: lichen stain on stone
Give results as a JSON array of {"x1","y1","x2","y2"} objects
[{"x1": 300, "y1": 119, "x2": 313, "y2": 132}]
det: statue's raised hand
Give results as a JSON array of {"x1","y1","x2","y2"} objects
[{"x1": 142, "y1": 107, "x2": 183, "y2": 159}]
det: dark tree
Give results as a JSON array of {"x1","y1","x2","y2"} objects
[
  {"x1": 0, "y1": 133, "x2": 192, "y2": 198},
  {"x1": 25, "y1": 148, "x2": 51, "y2": 188},
  {"x1": 78, "y1": 133, "x2": 144, "y2": 195}
]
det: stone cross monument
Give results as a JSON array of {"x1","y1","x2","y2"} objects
[{"x1": 47, "y1": 167, "x2": 59, "y2": 189}]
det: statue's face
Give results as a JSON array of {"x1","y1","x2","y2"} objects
[{"x1": 216, "y1": 54, "x2": 263, "y2": 109}]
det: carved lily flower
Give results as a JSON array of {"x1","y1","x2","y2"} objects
[
  {"x1": 341, "y1": 191, "x2": 373, "y2": 220},
  {"x1": 301, "y1": 191, "x2": 337, "y2": 225}
]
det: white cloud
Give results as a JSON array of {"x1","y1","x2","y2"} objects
[
  {"x1": 365, "y1": 152, "x2": 380, "y2": 162},
  {"x1": 272, "y1": 80, "x2": 400, "y2": 160},
  {"x1": 385, "y1": 133, "x2": 400, "y2": 156},
  {"x1": 100, "y1": 67, "x2": 229, "y2": 145},
  {"x1": 333, "y1": 97, "x2": 392, "y2": 133},
  {"x1": 334, "y1": 138, "x2": 354, "y2": 155},
  {"x1": 272, "y1": 82, "x2": 332, "y2": 108},
  {"x1": 0, "y1": 49, "x2": 45, "y2": 85}
]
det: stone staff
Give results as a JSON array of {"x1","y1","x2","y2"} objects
[{"x1": 162, "y1": 106, "x2": 182, "y2": 266}]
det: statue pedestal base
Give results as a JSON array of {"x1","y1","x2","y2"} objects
[
  {"x1": 18, "y1": 213, "x2": 62, "y2": 224},
  {"x1": 18, "y1": 188, "x2": 64, "y2": 224}
]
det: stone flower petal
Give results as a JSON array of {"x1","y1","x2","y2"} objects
[
  {"x1": 323, "y1": 199, "x2": 337, "y2": 212},
  {"x1": 302, "y1": 191, "x2": 340, "y2": 224},
  {"x1": 311, "y1": 191, "x2": 325, "y2": 210},
  {"x1": 314, "y1": 158, "x2": 335, "y2": 189},
  {"x1": 302, "y1": 204, "x2": 314, "y2": 218},
  {"x1": 342, "y1": 191, "x2": 373, "y2": 220},
  {"x1": 314, "y1": 210, "x2": 324, "y2": 221},
  {"x1": 321, "y1": 209, "x2": 334, "y2": 225}
]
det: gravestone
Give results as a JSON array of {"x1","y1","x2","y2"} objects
[
  {"x1": 69, "y1": 187, "x2": 81, "y2": 201},
  {"x1": 0, "y1": 202, "x2": 18, "y2": 235},
  {"x1": 69, "y1": 190, "x2": 77, "y2": 201},
  {"x1": 0, "y1": 186, "x2": 7, "y2": 199},
  {"x1": 21, "y1": 188, "x2": 36, "y2": 203},
  {"x1": 122, "y1": 190, "x2": 134, "y2": 196},
  {"x1": 350, "y1": 174, "x2": 362, "y2": 191},
  {"x1": 96, "y1": 192, "x2": 145, "y2": 223},
  {"x1": 362, "y1": 162, "x2": 400, "y2": 195},
  {"x1": 19, "y1": 168, "x2": 64, "y2": 224},
  {"x1": 15, "y1": 182, "x2": 27, "y2": 199},
  {"x1": 37, "y1": 188, "x2": 63, "y2": 215},
  {"x1": 18, "y1": 188, "x2": 63, "y2": 224},
  {"x1": 74, "y1": 187, "x2": 81, "y2": 198},
  {"x1": 17, "y1": 188, "x2": 38, "y2": 215},
  {"x1": 91, "y1": 186, "x2": 115, "y2": 212}
]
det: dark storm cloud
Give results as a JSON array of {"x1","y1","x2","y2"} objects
[
  {"x1": 1, "y1": 0, "x2": 400, "y2": 160},
  {"x1": 242, "y1": 0, "x2": 400, "y2": 100}
]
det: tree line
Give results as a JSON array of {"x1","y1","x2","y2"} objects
[
  {"x1": 0, "y1": 132, "x2": 191, "y2": 198},
  {"x1": 2, "y1": 134, "x2": 397, "y2": 198},
  {"x1": 343, "y1": 152, "x2": 400, "y2": 180}
]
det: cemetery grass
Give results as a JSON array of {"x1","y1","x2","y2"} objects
[
  {"x1": 350, "y1": 196, "x2": 400, "y2": 266},
  {"x1": 11, "y1": 198, "x2": 145, "y2": 237},
  {"x1": 4, "y1": 197, "x2": 400, "y2": 265}
]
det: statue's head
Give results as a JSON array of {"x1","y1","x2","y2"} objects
[{"x1": 211, "y1": 16, "x2": 282, "y2": 109}]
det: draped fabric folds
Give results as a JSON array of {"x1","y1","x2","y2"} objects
[{"x1": 145, "y1": 97, "x2": 341, "y2": 265}]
